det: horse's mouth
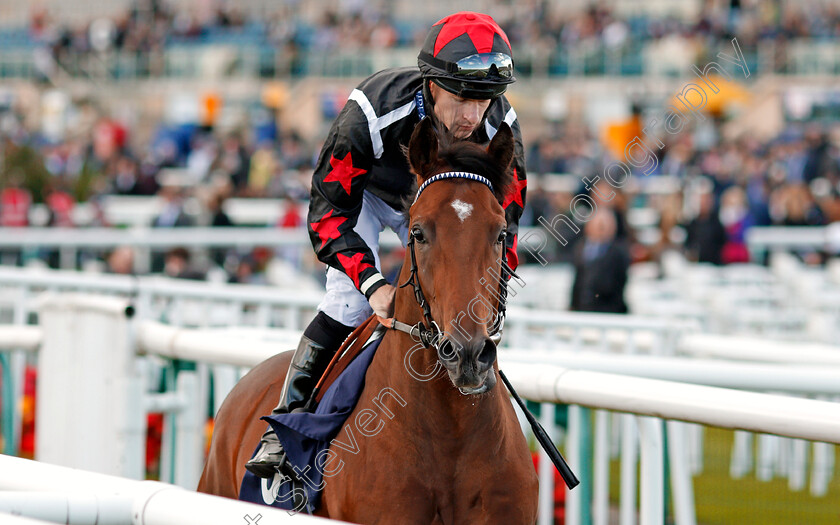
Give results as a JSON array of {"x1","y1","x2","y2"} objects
[
  {"x1": 458, "y1": 383, "x2": 490, "y2": 395},
  {"x1": 454, "y1": 369, "x2": 496, "y2": 396}
]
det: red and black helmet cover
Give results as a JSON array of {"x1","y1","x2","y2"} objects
[{"x1": 418, "y1": 11, "x2": 515, "y2": 99}]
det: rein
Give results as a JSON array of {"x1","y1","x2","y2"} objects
[
  {"x1": 378, "y1": 171, "x2": 517, "y2": 350},
  {"x1": 354, "y1": 170, "x2": 580, "y2": 489}
]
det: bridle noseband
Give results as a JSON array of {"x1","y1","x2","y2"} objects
[{"x1": 378, "y1": 171, "x2": 518, "y2": 351}]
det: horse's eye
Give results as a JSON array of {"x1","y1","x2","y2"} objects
[
  {"x1": 412, "y1": 227, "x2": 427, "y2": 244},
  {"x1": 496, "y1": 230, "x2": 507, "y2": 245}
]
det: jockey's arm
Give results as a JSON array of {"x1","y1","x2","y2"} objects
[
  {"x1": 502, "y1": 115, "x2": 528, "y2": 271},
  {"x1": 307, "y1": 98, "x2": 388, "y2": 301}
]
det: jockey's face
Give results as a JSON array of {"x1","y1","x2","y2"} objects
[{"x1": 430, "y1": 82, "x2": 492, "y2": 139}]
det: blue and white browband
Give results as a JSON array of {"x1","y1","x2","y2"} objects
[{"x1": 412, "y1": 171, "x2": 494, "y2": 205}]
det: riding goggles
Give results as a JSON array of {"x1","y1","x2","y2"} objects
[
  {"x1": 419, "y1": 51, "x2": 515, "y2": 98},
  {"x1": 449, "y1": 52, "x2": 514, "y2": 81}
]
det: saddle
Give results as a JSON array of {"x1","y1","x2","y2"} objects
[
  {"x1": 242, "y1": 315, "x2": 386, "y2": 513},
  {"x1": 312, "y1": 314, "x2": 384, "y2": 406}
]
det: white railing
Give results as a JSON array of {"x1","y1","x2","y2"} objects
[
  {"x1": 0, "y1": 455, "x2": 340, "y2": 524},
  {"x1": 22, "y1": 195, "x2": 301, "y2": 228},
  {"x1": 0, "y1": 225, "x2": 401, "y2": 272},
  {"x1": 0, "y1": 265, "x2": 323, "y2": 465},
  {"x1": 137, "y1": 321, "x2": 298, "y2": 368},
  {"x1": 503, "y1": 349, "x2": 840, "y2": 394},
  {"x1": 630, "y1": 250, "x2": 840, "y2": 341},
  {"x1": 746, "y1": 224, "x2": 840, "y2": 259},
  {"x1": 500, "y1": 361, "x2": 840, "y2": 525},
  {"x1": 10, "y1": 292, "x2": 839, "y2": 525},
  {"x1": 502, "y1": 306, "x2": 699, "y2": 356},
  {"x1": 678, "y1": 333, "x2": 840, "y2": 365},
  {"x1": 0, "y1": 266, "x2": 323, "y2": 329}
]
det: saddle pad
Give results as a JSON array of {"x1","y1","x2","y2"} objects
[{"x1": 238, "y1": 336, "x2": 382, "y2": 513}]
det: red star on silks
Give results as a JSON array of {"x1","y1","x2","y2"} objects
[
  {"x1": 336, "y1": 252, "x2": 374, "y2": 289},
  {"x1": 310, "y1": 209, "x2": 348, "y2": 248},
  {"x1": 323, "y1": 152, "x2": 367, "y2": 195},
  {"x1": 502, "y1": 169, "x2": 527, "y2": 208},
  {"x1": 434, "y1": 13, "x2": 511, "y2": 55}
]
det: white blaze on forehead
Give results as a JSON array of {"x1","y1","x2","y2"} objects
[{"x1": 451, "y1": 199, "x2": 473, "y2": 222}]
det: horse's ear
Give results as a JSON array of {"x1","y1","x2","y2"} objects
[
  {"x1": 487, "y1": 123, "x2": 514, "y2": 171},
  {"x1": 408, "y1": 117, "x2": 439, "y2": 180}
]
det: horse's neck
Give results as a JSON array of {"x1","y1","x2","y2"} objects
[{"x1": 370, "y1": 284, "x2": 511, "y2": 439}]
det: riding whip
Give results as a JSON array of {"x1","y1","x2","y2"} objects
[{"x1": 498, "y1": 369, "x2": 580, "y2": 490}]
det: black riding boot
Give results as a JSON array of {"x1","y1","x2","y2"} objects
[{"x1": 245, "y1": 335, "x2": 336, "y2": 478}]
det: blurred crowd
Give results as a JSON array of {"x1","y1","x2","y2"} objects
[
  {"x1": 0, "y1": 93, "x2": 317, "y2": 284},
  {"x1": 1, "y1": 0, "x2": 839, "y2": 288},
  {"x1": 3, "y1": 88, "x2": 839, "y2": 286},
  {"x1": 19, "y1": 0, "x2": 840, "y2": 77},
  {"x1": 501, "y1": 0, "x2": 840, "y2": 53},
  {"x1": 27, "y1": 0, "x2": 408, "y2": 72},
  {"x1": 524, "y1": 118, "x2": 840, "y2": 271}
]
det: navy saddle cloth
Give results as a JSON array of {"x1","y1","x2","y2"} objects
[{"x1": 239, "y1": 334, "x2": 382, "y2": 513}]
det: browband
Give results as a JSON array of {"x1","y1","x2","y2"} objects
[{"x1": 413, "y1": 171, "x2": 494, "y2": 205}]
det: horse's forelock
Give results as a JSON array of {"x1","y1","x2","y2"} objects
[
  {"x1": 403, "y1": 143, "x2": 512, "y2": 212},
  {"x1": 436, "y1": 141, "x2": 513, "y2": 204}
]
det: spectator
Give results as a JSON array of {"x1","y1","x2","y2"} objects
[
  {"x1": 684, "y1": 191, "x2": 727, "y2": 265},
  {"x1": 247, "y1": 140, "x2": 277, "y2": 197},
  {"x1": 0, "y1": 174, "x2": 31, "y2": 227},
  {"x1": 106, "y1": 245, "x2": 135, "y2": 275},
  {"x1": 216, "y1": 134, "x2": 249, "y2": 192},
  {"x1": 152, "y1": 185, "x2": 193, "y2": 227},
  {"x1": 228, "y1": 254, "x2": 267, "y2": 285},
  {"x1": 163, "y1": 247, "x2": 204, "y2": 280},
  {"x1": 45, "y1": 184, "x2": 75, "y2": 227},
  {"x1": 209, "y1": 192, "x2": 234, "y2": 227},
  {"x1": 208, "y1": 192, "x2": 234, "y2": 266},
  {"x1": 719, "y1": 186, "x2": 755, "y2": 264},
  {"x1": 776, "y1": 183, "x2": 824, "y2": 226},
  {"x1": 570, "y1": 209, "x2": 630, "y2": 313}
]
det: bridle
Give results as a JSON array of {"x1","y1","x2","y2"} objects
[{"x1": 378, "y1": 171, "x2": 518, "y2": 351}]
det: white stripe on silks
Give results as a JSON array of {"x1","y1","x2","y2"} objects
[
  {"x1": 485, "y1": 107, "x2": 518, "y2": 139},
  {"x1": 349, "y1": 89, "x2": 416, "y2": 160},
  {"x1": 360, "y1": 272, "x2": 386, "y2": 295}
]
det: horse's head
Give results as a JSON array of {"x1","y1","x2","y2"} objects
[{"x1": 403, "y1": 117, "x2": 515, "y2": 395}]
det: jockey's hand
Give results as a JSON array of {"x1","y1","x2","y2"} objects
[{"x1": 369, "y1": 284, "x2": 396, "y2": 318}]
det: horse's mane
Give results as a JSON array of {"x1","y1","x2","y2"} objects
[{"x1": 401, "y1": 133, "x2": 514, "y2": 212}]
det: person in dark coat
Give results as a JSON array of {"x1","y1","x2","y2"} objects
[
  {"x1": 684, "y1": 191, "x2": 727, "y2": 265},
  {"x1": 570, "y1": 209, "x2": 630, "y2": 313}
]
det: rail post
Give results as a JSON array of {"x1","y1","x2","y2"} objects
[{"x1": 36, "y1": 294, "x2": 144, "y2": 478}]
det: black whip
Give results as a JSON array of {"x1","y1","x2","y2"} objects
[{"x1": 499, "y1": 369, "x2": 580, "y2": 490}]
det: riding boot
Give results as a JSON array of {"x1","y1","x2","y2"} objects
[{"x1": 245, "y1": 335, "x2": 336, "y2": 478}]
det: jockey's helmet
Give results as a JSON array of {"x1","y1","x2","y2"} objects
[{"x1": 417, "y1": 12, "x2": 515, "y2": 100}]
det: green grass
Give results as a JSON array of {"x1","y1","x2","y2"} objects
[
  {"x1": 692, "y1": 427, "x2": 840, "y2": 525},
  {"x1": 605, "y1": 426, "x2": 840, "y2": 524}
]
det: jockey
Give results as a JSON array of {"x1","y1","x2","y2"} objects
[{"x1": 246, "y1": 11, "x2": 528, "y2": 478}]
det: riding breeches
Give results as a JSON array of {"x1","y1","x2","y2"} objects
[{"x1": 317, "y1": 191, "x2": 408, "y2": 327}]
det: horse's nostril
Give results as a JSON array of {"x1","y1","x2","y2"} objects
[
  {"x1": 476, "y1": 337, "x2": 496, "y2": 367},
  {"x1": 437, "y1": 338, "x2": 458, "y2": 363}
]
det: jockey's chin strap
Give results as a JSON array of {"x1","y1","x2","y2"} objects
[{"x1": 376, "y1": 171, "x2": 519, "y2": 350}]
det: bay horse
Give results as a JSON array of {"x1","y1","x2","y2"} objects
[{"x1": 198, "y1": 117, "x2": 539, "y2": 524}]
